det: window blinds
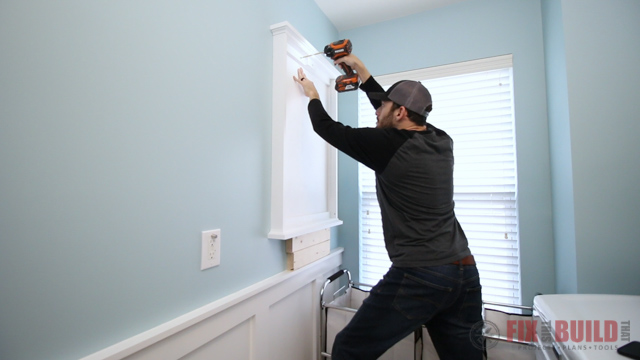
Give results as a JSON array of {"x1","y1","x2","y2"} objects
[{"x1": 358, "y1": 55, "x2": 521, "y2": 306}]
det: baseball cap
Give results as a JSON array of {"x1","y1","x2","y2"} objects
[{"x1": 369, "y1": 80, "x2": 432, "y2": 117}]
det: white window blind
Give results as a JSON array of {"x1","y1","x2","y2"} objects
[{"x1": 358, "y1": 55, "x2": 521, "y2": 306}]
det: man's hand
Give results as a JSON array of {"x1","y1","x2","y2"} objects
[
  {"x1": 293, "y1": 68, "x2": 320, "y2": 100},
  {"x1": 334, "y1": 54, "x2": 371, "y2": 83}
]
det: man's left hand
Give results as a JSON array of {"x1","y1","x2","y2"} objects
[{"x1": 293, "y1": 68, "x2": 320, "y2": 100}]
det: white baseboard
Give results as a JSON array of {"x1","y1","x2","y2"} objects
[{"x1": 82, "y1": 248, "x2": 344, "y2": 360}]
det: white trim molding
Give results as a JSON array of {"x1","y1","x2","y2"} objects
[{"x1": 377, "y1": 54, "x2": 513, "y2": 83}]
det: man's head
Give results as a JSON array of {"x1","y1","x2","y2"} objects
[{"x1": 370, "y1": 80, "x2": 432, "y2": 128}]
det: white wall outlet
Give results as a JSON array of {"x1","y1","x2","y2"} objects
[{"x1": 201, "y1": 229, "x2": 221, "y2": 270}]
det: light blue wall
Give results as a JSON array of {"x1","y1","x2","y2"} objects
[
  {"x1": 541, "y1": 0, "x2": 578, "y2": 293},
  {"x1": 0, "y1": 1, "x2": 337, "y2": 359},
  {"x1": 338, "y1": 0, "x2": 556, "y2": 306},
  {"x1": 558, "y1": 0, "x2": 640, "y2": 294}
]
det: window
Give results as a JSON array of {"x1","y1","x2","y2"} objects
[{"x1": 358, "y1": 55, "x2": 521, "y2": 307}]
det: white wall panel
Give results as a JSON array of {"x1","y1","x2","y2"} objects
[
  {"x1": 81, "y1": 249, "x2": 343, "y2": 360},
  {"x1": 181, "y1": 319, "x2": 252, "y2": 360},
  {"x1": 268, "y1": 21, "x2": 343, "y2": 240},
  {"x1": 269, "y1": 284, "x2": 315, "y2": 360}
]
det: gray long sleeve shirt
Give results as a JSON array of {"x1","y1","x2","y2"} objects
[{"x1": 307, "y1": 76, "x2": 471, "y2": 267}]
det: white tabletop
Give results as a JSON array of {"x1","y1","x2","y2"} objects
[{"x1": 533, "y1": 294, "x2": 640, "y2": 360}]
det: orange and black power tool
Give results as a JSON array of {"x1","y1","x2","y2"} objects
[{"x1": 323, "y1": 39, "x2": 359, "y2": 92}]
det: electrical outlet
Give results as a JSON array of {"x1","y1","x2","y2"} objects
[{"x1": 201, "y1": 229, "x2": 221, "y2": 270}]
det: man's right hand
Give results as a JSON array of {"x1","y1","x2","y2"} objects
[{"x1": 334, "y1": 54, "x2": 371, "y2": 83}]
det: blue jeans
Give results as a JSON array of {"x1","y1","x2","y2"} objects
[{"x1": 331, "y1": 264, "x2": 483, "y2": 360}]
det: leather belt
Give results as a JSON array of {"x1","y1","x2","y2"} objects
[{"x1": 451, "y1": 255, "x2": 476, "y2": 265}]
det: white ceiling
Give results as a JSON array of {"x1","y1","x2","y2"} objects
[{"x1": 314, "y1": 0, "x2": 469, "y2": 31}]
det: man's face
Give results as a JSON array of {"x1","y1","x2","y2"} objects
[{"x1": 375, "y1": 101, "x2": 396, "y2": 129}]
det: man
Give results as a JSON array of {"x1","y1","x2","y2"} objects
[{"x1": 293, "y1": 54, "x2": 483, "y2": 360}]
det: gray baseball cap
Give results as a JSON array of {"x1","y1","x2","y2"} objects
[{"x1": 369, "y1": 80, "x2": 432, "y2": 117}]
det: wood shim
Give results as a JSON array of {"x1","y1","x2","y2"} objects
[
  {"x1": 286, "y1": 228, "x2": 330, "y2": 253},
  {"x1": 287, "y1": 240, "x2": 330, "y2": 270}
]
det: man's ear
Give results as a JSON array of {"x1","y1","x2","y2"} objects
[{"x1": 396, "y1": 106, "x2": 409, "y2": 120}]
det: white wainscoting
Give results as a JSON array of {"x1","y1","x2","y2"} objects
[{"x1": 82, "y1": 249, "x2": 343, "y2": 360}]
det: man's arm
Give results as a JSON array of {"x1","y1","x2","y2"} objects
[
  {"x1": 307, "y1": 99, "x2": 409, "y2": 172},
  {"x1": 359, "y1": 76, "x2": 385, "y2": 110},
  {"x1": 293, "y1": 66, "x2": 408, "y2": 173}
]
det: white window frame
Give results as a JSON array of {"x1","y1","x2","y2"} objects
[{"x1": 358, "y1": 55, "x2": 522, "y2": 307}]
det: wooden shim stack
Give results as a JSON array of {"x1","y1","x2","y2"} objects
[{"x1": 286, "y1": 228, "x2": 331, "y2": 270}]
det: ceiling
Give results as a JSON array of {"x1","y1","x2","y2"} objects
[{"x1": 313, "y1": 0, "x2": 469, "y2": 31}]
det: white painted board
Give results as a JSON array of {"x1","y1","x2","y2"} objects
[{"x1": 269, "y1": 22, "x2": 343, "y2": 240}]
